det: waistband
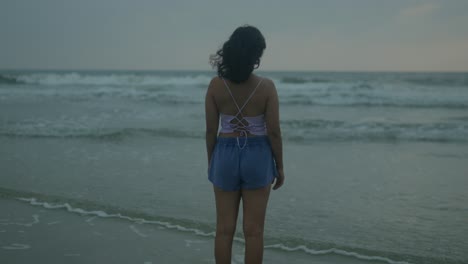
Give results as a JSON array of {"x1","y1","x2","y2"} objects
[{"x1": 216, "y1": 135, "x2": 270, "y2": 147}]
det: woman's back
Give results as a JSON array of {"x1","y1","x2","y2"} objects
[
  {"x1": 209, "y1": 74, "x2": 277, "y2": 138},
  {"x1": 213, "y1": 74, "x2": 268, "y2": 117}
]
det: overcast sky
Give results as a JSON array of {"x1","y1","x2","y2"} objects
[{"x1": 1, "y1": 0, "x2": 467, "y2": 71}]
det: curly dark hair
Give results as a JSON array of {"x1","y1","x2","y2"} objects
[{"x1": 210, "y1": 25, "x2": 266, "y2": 83}]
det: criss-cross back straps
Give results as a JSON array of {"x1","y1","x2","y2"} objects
[
  {"x1": 221, "y1": 77, "x2": 264, "y2": 149},
  {"x1": 222, "y1": 77, "x2": 263, "y2": 120}
]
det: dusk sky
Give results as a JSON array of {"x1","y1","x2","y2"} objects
[{"x1": 1, "y1": 0, "x2": 467, "y2": 71}]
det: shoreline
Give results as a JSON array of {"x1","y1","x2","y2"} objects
[{"x1": 0, "y1": 196, "x2": 380, "y2": 264}]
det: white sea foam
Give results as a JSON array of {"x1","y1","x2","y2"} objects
[
  {"x1": 2, "y1": 118, "x2": 466, "y2": 143},
  {"x1": 184, "y1": 239, "x2": 206, "y2": 248},
  {"x1": 265, "y1": 244, "x2": 413, "y2": 264},
  {"x1": 129, "y1": 224, "x2": 148, "y2": 237},
  {"x1": 16, "y1": 197, "x2": 216, "y2": 237},
  {"x1": 85, "y1": 216, "x2": 97, "y2": 226},
  {"x1": 15, "y1": 196, "x2": 417, "y2": 264},
  {"x1": 0, "y1": 214, "x2": 39, "y2": 227},
  {"x1": 2, "y1": 243, "x2": 31, "y2": 250},
  {"x1": 12, "y1": 72, "x2": 212, "y2": 86},
  {"x1": 2, "y1": 72, "x2": 468, "y2": 110}
]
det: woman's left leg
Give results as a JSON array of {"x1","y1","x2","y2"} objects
[{"x1": 241, "y1": 184, "x2": 271, "y2": 264}]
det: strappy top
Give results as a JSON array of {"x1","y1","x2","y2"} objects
[{"x1": 219, "y1": 77, "x2": 267, "y2": 148}]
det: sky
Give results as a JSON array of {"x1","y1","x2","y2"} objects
[{"x1": 1, "y1": 0, "x2": 467, "y2": 72}]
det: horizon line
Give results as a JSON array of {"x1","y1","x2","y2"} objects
[{"x1": 0, "y1": 68, "x2": 467, "y2": 74}]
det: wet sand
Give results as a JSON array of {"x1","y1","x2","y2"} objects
[{"x1": 0, "y1": 197, "x2": 375, "y2": 264}]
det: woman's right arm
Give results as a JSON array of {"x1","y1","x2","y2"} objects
[
  {"x1": 205, "y1": 78, "x2": 219, "y2": 168},
  {"x1": 265, "y1": 79, "x2": 284, "y2": 190}
]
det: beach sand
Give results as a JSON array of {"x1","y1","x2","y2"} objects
[{"x1": 0, "y1": 197, "x2": 378, "y2": 264}]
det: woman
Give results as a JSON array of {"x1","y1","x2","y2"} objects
[{"x1": 205, "y1": 25, "x2": 285, "y2": 264}]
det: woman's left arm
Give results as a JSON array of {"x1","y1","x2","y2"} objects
[{"x1": 205, "y1": 78, "x2": 219, "y2": 167}]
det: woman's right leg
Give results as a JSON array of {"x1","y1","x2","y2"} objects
[{"x1": 213, "y1": 185, "x2": 241, "y2": 264}]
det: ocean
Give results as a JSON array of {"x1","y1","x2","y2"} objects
[{"x1": 0, "y1": 70, "x2": 467, "y2": 263}]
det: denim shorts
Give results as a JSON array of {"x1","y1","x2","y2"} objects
[{"x1": 208, "y1": 136, "x2": 278, "y2": 191}]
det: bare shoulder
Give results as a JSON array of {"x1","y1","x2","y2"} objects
[
  {"x1": 209, "y1": 76, "x2": 222, "y2": 86},
  {"x1": 207, "y1": 76, "x2": 222, "y2": 94},
  {"x1": 258, "y1": 76, "x2": 277, "y2": 95},
  {"x1": 261, "y1": 77, "x2": 275, "y2": 87}
]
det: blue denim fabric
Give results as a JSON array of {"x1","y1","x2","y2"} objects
[{"x1": 208, "y1": 136, "x2": 278, "y2": 191}]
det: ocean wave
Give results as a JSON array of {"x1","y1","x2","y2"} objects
[
  {"x1": 281, "y1": 119, "x2": 468, "y2": 143},
  {"x1": 2, "y1": 87, "x2": 466, "y2": 109},
  {"x1": 1, "y1": 186, "x2": 456, "y2": 264},
  {"x1": 0, "y1": 72, "x2": 212, "y2": 86},
  {"x1": 0, "y1": 74, "x2": 24, "y2": 85},
  {"x1": 0, "y1": 187, "x2": 215, "y2": 237},
  {"x1": 0, "y1": 87, "x2": 203, "y2": 104},
  {"x1": 404, "y1": 76, "x2": 468, "y2": 87},
  {"x1": 280, "y1": 77, "x2": 331, "y2": 84},
  {"x1": 0, "y1": 126, "x2": 203, "y2": 140},
  {"x1": 2, "y1": 72, "x2": 467, "y2": 110},
  {"x1": 2, "y1": 119, "x2": 467, "y2": 143},
  {"x1": 281, "y1": 96, "x2": 468, "y2": 109}
]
